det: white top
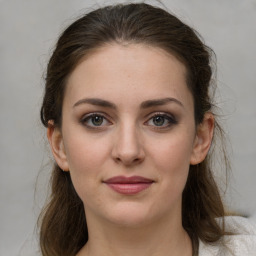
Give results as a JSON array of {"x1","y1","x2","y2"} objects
[{"x1": 199, "y1": 216, "x2": 256, "y2": 256}]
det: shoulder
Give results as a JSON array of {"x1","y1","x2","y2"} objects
[{"x1": 199, "y1": 216, "x2": 256, "y2": 256}]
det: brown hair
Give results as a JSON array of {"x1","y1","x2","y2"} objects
[{"x1": 39, "y1": 3, "x2": 230, "y2": 256}]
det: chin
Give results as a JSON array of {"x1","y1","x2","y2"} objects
[{"x1": 101, "y1": 203, "x2": 160, "y2": 228}]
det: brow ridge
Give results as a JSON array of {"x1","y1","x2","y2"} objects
[
  {"x1": 73, "y1": 98, "x2": 116, "y2": 109},
  {"x1": 140, "y1": 97, "x2": 184, "y2": 108},
  {"x1": 73, "y1": 97, "x2": 183, "y2": 109}
]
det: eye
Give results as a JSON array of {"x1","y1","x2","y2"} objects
[
  {"x1": 81, "y1": 113, "x2": 111, "y2": 128},
  {"x1": 146, "y1": 113, "x2": 177, "y2": 128}
]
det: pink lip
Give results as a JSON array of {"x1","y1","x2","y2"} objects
[{"x1": 103, "y1": 176, "x2": 154, "y2": 195}]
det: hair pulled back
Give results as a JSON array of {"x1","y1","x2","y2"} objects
[{"x1": 39, "y1": 3, "x2": 228, "y2": 256}]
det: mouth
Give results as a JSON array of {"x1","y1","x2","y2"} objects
[{"x1": 103, "y1": 176, "x2": 154, "y2": 195}]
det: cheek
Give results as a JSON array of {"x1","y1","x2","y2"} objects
[
  {"x1": 153, "y1": 133, "x2": 194, "y2": 169},
  {"x1": 64, "y1": 132, "x2": 109, "y2": 173},
  {"x1": 149, "y1": 131, "x2": 195, "y2": 189},
  {"x1": 64, "y1": 138, "x2": 103, "y2": 206},
  {"x1": 62, "y1": 134, "x2": 111, "y2": 200}
]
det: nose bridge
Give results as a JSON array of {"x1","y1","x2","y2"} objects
[{"x1": 112, "y1": 118, "x2": 144, "y2": 165}]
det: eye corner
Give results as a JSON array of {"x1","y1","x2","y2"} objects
[
  {"x1": 80, "y1": 112, "x2": 113, "y2": 129},
  {"x1": 144, "y1": 112, "x2": 178, "y2": 129}
]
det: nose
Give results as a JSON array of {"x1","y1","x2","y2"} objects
[{"x1": 111, "y1": 123, "x2": 145, "y2": 166}]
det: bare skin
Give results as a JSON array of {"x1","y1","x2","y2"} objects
[
  {"x1": 76, "y1": 212, "x2": 193, "y2": 256},
  {"x1": 47, "y1": 43, "x2": 214, "y2": 256}
]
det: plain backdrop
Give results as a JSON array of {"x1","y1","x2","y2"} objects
[{"x1": 0, "y1": 0, "x2": 255, "y2": 255}]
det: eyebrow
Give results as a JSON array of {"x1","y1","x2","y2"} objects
[
  {"x1": 73, "y1": 98, "x2": 117, "y2": 109},
  {"x1": 140, "y1": 97, "x2": 184, "y2": 109},
  {"x1": 73, "y1": 97, "x2": 183, "y2": 109}
]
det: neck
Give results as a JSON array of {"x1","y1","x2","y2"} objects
[{"x1": 77, "y1": 211, "x2": 192, "y2": 256}]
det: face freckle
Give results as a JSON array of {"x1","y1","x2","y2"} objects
[{"x1": 57, "y1": 43, "x2": 199, "y2": 227}]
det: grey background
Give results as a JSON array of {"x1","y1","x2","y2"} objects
[{"x1": 0, "y1": 0, "x2": 255, "y2": 255}]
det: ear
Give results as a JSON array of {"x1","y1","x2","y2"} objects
[
  {"x1": 190, "y1": 113, "x2": 214, "y2": 165},
  {"x1": 47, "y1": 120, "x2": 69, "y2": 171}
]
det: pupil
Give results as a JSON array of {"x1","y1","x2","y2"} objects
[
  {"x1": 153, "y1": 116, "x2": 164, "y2": 126},
  {"x1": 92, "y1": 116, "x2": 103, "y2": 126}
]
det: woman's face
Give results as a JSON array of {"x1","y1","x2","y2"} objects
[{"x1": 49, "y1": 44, "x2": 213, "y2": 227}]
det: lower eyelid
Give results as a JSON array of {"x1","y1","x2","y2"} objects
[
  {"x1": 81, "y1": 113, "x2": 111, "y2": 126},
  {"x1": 80, "y1": 112, "x2": 177, "y2": 127},
  {"x1": 145, "y1": 114, "x2": 178, "y2": 128}
]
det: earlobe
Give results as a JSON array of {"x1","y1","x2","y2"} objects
[
  {"x1": 47, "y1": 120, "x2": 69, "y2": 171},
  {"x1": 190, "y1": 113, "x2": 214, "y2": 165}
]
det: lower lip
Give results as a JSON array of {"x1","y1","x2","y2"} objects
[{"x1": 106, "y1": 183, "x2": 153, "y2": 195}]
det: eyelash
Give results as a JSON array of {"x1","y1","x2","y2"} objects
[
  {"x1": 145, "y1": 112, "x2": 177, "y2": 129},
  {"x1": 80, "y1": 112, "x2": 177, "y2": 130},
  {"x1": 80, "y1": 112, "x2": 112, "y2": 129}
]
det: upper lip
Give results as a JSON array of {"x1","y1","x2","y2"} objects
[{"x1": 103, "y1": 176, "x2": 154, "y2": 184}]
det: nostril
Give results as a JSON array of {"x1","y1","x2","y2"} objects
[
  {"x1": 113, "y1": 155, "x2": 143, "y2": 166},
  {"x1": 111, "y1": 130, "x2": 145, "y2": 165},
  {"x1": 115, "y1": 157, "x2": 121, "y2": 162}
]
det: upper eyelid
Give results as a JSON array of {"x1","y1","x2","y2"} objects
[
  {"x1": 80, "y1": 111, "x2": 177, "y2": 122},
  {"x1": 145, "y1": 111, "x2": 176, "y2": 119},
  {"x1": 80, "y1": 112, "x2": 113, "y2": 125},
  {"x1": 81, "y1": 111, "x2": 111, "y2": 120},
  {"x1": 144, "y1": 112, "x2": 178, "y2": 125}
]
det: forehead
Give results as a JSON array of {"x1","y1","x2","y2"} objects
[{"x1": 65, "y1": 43, "x2": 193, "y2": 109}]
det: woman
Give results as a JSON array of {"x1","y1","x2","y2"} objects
[{"x1": 39, "y1": 3, "x2": 256, "y2": 256}]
